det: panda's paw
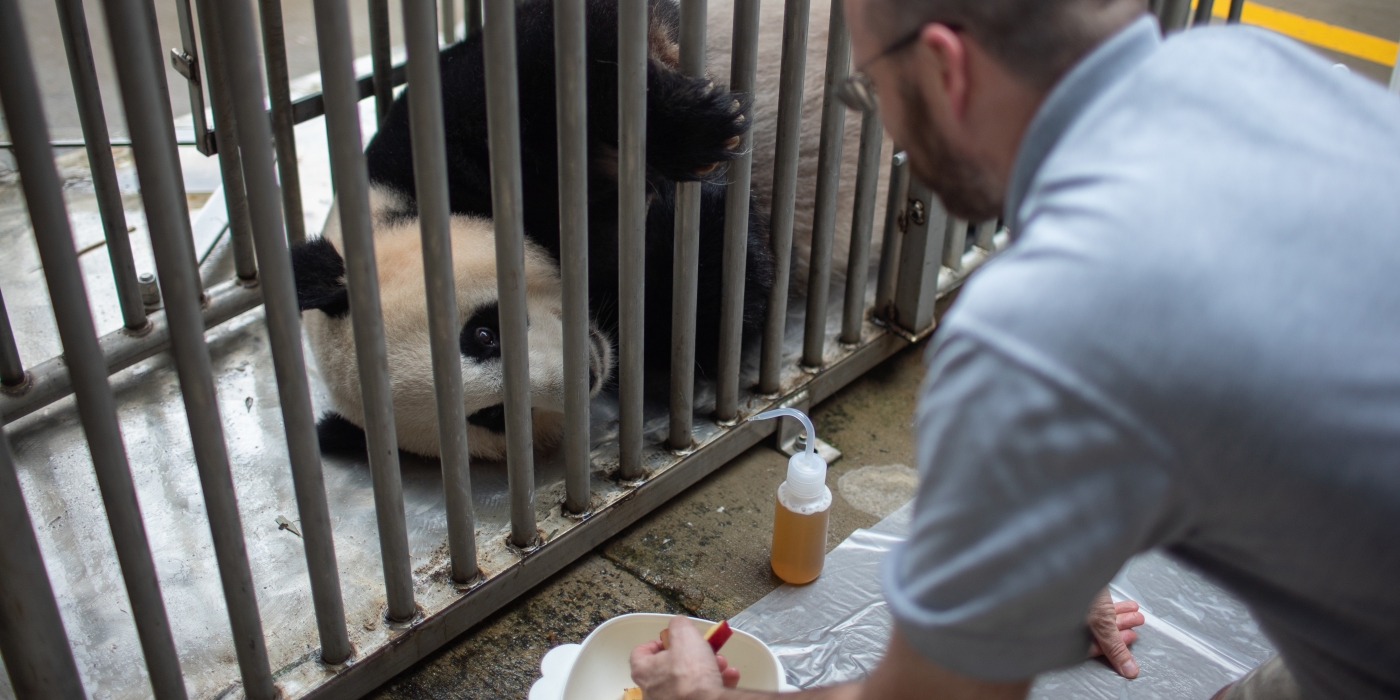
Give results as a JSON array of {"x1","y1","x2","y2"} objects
[{"x1": 645, "y1": 64, "x2": 750, "y2": 181}]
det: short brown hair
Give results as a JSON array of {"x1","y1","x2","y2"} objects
[{"x1": 866, "y1": 0, "x2": 1148, "y2": 89}]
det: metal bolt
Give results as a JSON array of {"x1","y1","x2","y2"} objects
[{"x1": 139, "y1": 272, "x2": 161, "y2": 308}]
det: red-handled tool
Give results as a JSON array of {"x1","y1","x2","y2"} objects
[{"x1": 659, "y1": 620, "x2": 733, "y2": 653}]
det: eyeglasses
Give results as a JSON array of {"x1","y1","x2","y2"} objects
[{"x1": 834, "y1": 23, "x2": 958, "y2": 113}]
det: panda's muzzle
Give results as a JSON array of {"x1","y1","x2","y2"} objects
[{"x1": 467, "y1": 404, "x2": 506, "y2": 433}]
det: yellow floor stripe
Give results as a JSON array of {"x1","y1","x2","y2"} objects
[{"x1": 1208, "y1": 1, "x2": 1399, "y2": 66}]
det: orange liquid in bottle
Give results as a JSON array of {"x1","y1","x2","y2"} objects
[{"x1": 770, "y1": 497, "x2": 829, "y2": 584}]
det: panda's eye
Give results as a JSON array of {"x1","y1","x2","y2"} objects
[{"x1": 474, "y1": 327, "x2": 498, "y2": 348}]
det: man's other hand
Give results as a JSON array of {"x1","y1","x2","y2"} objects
[
  {"x1": 1086, "y1": 588, "x2": 1144, "y2": 678},
  {"x1": 630, "y1": 616, "x2": 741, "y2": 700}
]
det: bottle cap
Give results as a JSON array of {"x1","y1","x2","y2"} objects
[{"x1": 750, "y1": 408, "x2": 827, "y2": 502}]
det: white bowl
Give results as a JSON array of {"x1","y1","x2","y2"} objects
[{"x1": 556, "y1": 613, "x2": 785, "y2": 700}]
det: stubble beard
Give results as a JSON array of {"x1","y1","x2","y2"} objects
[{"x1": 898, "y1": 79, "x2": 1005, "y2": 222}]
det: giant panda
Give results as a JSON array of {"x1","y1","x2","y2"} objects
[{"x1": 293, "y1": 0, "x2": 775, "y2": 461}]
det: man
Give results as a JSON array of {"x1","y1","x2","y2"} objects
[{"x1": 630, "y1": 0, "x2": 1400, "y2": 697}]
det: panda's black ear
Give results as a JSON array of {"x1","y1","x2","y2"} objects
[{"x1": 290, "y1": 238, "x2": 350, "y2": 318}]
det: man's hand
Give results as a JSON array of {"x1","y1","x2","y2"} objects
[
  {"x1": 630, "y1": 616, "x2": 741, "y2": 700},
  {"x1": 1086, "y1": 588, "x2": 1144, "y2": 678}
]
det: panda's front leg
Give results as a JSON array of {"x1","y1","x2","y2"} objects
[{"x1": 644, "y1": 59, "x2": 750, "y2": 182}]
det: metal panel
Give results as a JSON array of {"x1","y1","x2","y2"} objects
[
  {"x1": 840, "y1": 111, "x2": 882, "y2": 345},
  {"x1": 53, "y1": 0, "x2": 146, "y2": 331},
  {"x1": 891, "y1": 180, "x2": 947, "y2": 335},
  {"x1": 715, "y1": 0, "x2": 759, "y2": 423},
  {"x1": 211, "y1": 0, "x2": 355, "y2": 664},
  {"x1": 405, "y1": 0, "x2": 480, "y2": 579},
  {"x1": 873, "y1": 151, "x2": 909, "y2": 321},
  {"x1": 311, "y1": 0, "x2": 418, "y2": 622},
  {"x1": 482, "y1": 0, "x2": 539, "y2": 548},
  {"x1": 0, "y1": 433, "x2": 85, "y2": 700},
  {"x1": 759, "y1": 0, "x2": 811, "y2": 393},
  {"x1": 669, "y1": 0, "x2": 707, "y2": 450},
  {"x1": 617, "y1": 0, "x2": 647, "y2": 479},
  {"x1": 556, "y1": 0, "x2": 593, "y2": 511},
  {"x1": 0, "y1": 4, "x2": 194, "y2": 697},
  {"x1": 260, "y1": 0, "x2": 308, "y2": 243},
  {"x1": 801, "y1": 0, "x2": 849, "y2": 368}
]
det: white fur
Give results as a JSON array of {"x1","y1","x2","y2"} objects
[
  {"x1": 308, "y1": 187, "x2": 612, "y2": 460},
  {"x1": 707, "y1": 0, "x2": 895, "y2": 293}
]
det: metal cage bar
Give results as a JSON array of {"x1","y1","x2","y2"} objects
[
  {"x1": 260, "y1": 0, "x2": 308, "y2": 243},
  {"x1": 669, "y1": 0, "x2": 707, "y2": 450},
  {"x1": 891, "y1": 180, "x2": 947, "y2": 334},
  {"x1": 0, "y1": 433, "x2": 85, "y2": 700},
  {"x1": 468, "y1": 0, "x2": 483, "y2": 35},
  {"x1": 192, "y1": 0, "x2": 260, "y2": 284},
  {"x1": 715, "y1": 0, "x2": 760, "y2": 423},
  {"x1": 170, "y1": 0, "x2": 212, "y2": 155},
  {"x1": 801, "y1": 0, "x2": 850, "y2": 368},
  {"x1": 1161, "y1": 0, "x2": 1191, "y2": 33},
  {"x1": 0, "y1": 4, "x2": 193, "y2": 697},
  {"x1": 405, "y1": 0, "x2": 480, "y2": 579},
  {"x1": 1390, "y1": 39, "x2": 1400, "y2": 94},
  {"x1": 617, "y1": 0, "x2": 647, "y2": 480},
  {"x1": 443, "y1": 0, "x2": 456, "y2": 43},
  {"x1": 759, "y1": 0, "x2": 811, "y2": 393},
  {"x1": 1227, "y1": 0, "x2": 1244, "y2": 23},
  {"x1": 874, "y1": 150, "x2": 909, "y2": 321},
  {"x1": 973, "y1": 219, "x2": 997, "y2": 251},
  {"x1": 371, "y1": 0, "x2": 395, "y2": 125},
  {"x1": 556, "y1": 0, "x2": 593, "y2": 512},
  {"x1": 1193, "y1": 0, "x2": 1216, "y2": 26},
  {"x1": 0, "y1": 289, "x2": 24, "y2": 387},
  {"x1": 483, "y1": 0, "x2": 539, "y2": 548},
  {"x1": 213, "y1": 0, "x2": 355, "y2": 664},
  {"x1": 99, "y1": 0, "x2": 280, "y2": 691},
  {"x1": 312, "y1": 0, "x2": 418, "y2": 622},
  {"x1": 942, "y1": 218, "x2": 967, "y2": 272},
  {"x1": 840, "y1": 111, "x2": 882, "y2": 345},
  {"x1": 53, "y1": 0, "x2": 146, "y2": 331}
]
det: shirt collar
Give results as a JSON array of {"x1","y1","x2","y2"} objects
[{"x1": 1003, "y1": 14, "x2": 1162, "y2": 233}]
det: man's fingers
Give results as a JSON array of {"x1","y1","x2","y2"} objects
[
  {"x1": 1113, "y1": 600, "x2": 1139, "y2": 614},
  {"x1": 1117, "y1": 610, "x2": 1145, "y2": 631},
  {"x1": 721, "y1": 666, "x2": 741, "y2": 688},
  {"x1": 1120, "y1": 629, "x2": 1138, "y2": 646},
  {"x1": 1098, "y1": 629, "x2": 1139, "y2": 679}
]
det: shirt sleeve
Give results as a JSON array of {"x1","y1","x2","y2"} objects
[{"x1": 884, "y1": 330, "x2": 1177, "y2": 681}]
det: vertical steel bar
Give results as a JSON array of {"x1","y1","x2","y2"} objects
[
  {"x1": 1227, "y1": 0, "x2": 1244, "y2": 24},
  {"x1": 370, "y1": 0, "x2": 394, "y2": 126},
  {"x1": 170, "y1": 0, "x2": 213, "y2": 155},
  {"x1": 668, "y1": 0, "x2": 706, "y2": 450},
  {"x1": 0, "y1": 433, "x2": 85, "y2": 700},
  {"x1": 0, "y1": 289, "x2": 24, "y2": 387},
  {"x1": 193, "y1": 0, "x2": 259, "y2": 284},
  {"x1": 53, "y1": 0, "x2": 146, "y2": 330},
  {"x1": 312, "y1": 0, "x2": 417, "y2": 621},
  {"x1": 556, "y1": 0, "x2": 592, "y2": 510},
  {"x1": 891, "y1": 180, "x2": 947, "y2": 334},
  {"x1": 0, "y1": 4, "x2": 190, "y2": 695},
  {"x1": 800, "y1": 0, "x2": 849, "y2": 368},
  {"x1": 260, "y1": 0, "x2": 308, "y2": 243},
  {"x1": 1192, "y1": 0, "x2": 1216, "y2": 26},
  {"x1": 617, "y1": 0, "x2": 647, "y2": 479},
  {"x1": 1390, "y1": 40, "x2": 1400, "y2": 94},
  {"x1": 715, "y1": 0, "x2": 759, "y2": 423},
  {"x1": 839, "y1": 110, "x2": 881, "y2": 345},
  {"x1": 759, "y1": 0, "x2": 811, "y2": 393},
  {"x1": 467, "y1": 0, "x2": 482, "y2": 35},
  {"x1": 442, "y1": 0, "x2": 456, "y2": 44},
  {"x1": 97, "y1": 0, "x2": 279, "y2": 690},
  {"x1": 1161, "y1": 0, "x2": 1191, "y2": 33},
  {"x1": 405, "y1": 0, "x2": 479, "y2": 578},
  {"x1": 941, "y1": 218, "x2": 966, "y2": 272},
  {"x1": 873, "y1": 150, "x2": 908, "y2": 320},
  {"x1": 212, "y1": 0, "x2": 354, "y2": 663},
  {"x1": 973, "y1": 219, "x2": 996, "y2": 251},
  {"x1": 483, "y1": 0, "x2": 539, "y2": 547}
]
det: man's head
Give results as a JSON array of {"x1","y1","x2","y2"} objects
[{"x1": 844, "y1": 0, "x2": 1146, "y2": 220}]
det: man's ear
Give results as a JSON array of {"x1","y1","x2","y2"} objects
[
  {"x1": 917, "y1": 23, "x2": 969, "y2": 120},
  {"x1": 290, "y1": 237, "x2": 350, "y2": 317}
]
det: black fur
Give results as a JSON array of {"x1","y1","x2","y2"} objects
[
  {"x1": 362, "y1": 0, "x2": 775, "y2": 379},
  {"x1": 317, "y1": 411, "x2": 367, "y2": 456},
  {"x1": 467, "y1": 404, "x2": 507, "y2": 433},
  {"x1": 291, "y1": 237, "x2": 350, "y2": 318},
  {"x1": 459, "y1": 303, "x2": 503, "y2": 361}
]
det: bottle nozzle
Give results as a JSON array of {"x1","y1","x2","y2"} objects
[
  {"x1": 750, "y1": 408, "x2": 827, "y2": 502},
  {"x1": 751, "y1": 408, "x2": 816, "y2": 460}
]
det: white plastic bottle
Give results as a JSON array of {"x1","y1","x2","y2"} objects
[{"x1": 751, "y1": 408, "x2": 831, "y2": 584}]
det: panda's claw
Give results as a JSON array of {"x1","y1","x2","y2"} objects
[
  {"x1": 724, "y1": 135, "x2": 741, "y2": 150},
  {"x1": 695, "y1": 162, "x2": 720, "y2": 175}
]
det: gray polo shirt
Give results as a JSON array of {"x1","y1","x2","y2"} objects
[{"x1": 885, "y1": 15, "x2": 1400, "y2": 698}]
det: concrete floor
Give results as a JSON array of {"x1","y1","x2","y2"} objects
[{"x1": 368, "y1": 333, "x2": 932, "y2": 700}]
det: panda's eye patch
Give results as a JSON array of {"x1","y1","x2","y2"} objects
[{"x1": 460, "y1": 303, "x2": 502, "y2": 361}]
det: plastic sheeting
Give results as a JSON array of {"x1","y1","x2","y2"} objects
[{"x1": 730, "y1": 503, "x2": 1276, "y2": 698}]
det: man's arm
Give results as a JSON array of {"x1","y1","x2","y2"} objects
[{"x1": 629, "y1": 616, "x2": 1030, "y2": 700}]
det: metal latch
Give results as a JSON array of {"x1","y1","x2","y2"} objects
[{"x1": 170, "y1": 49, "x2": 198, "y2": 83}]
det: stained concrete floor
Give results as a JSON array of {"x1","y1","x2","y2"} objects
[{"x1": 367, "y1": 332, "x2": 935, "y2": 699}]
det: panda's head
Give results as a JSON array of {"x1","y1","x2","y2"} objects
[{"x1": 294, "y1": 188, "x2": 614, "y2": 461}]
